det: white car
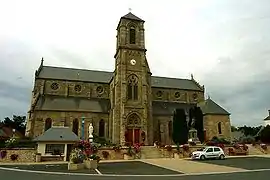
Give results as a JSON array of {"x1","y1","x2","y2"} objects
[{"x1": 191, "y1": 146, "x2": 225, "y2": 160}]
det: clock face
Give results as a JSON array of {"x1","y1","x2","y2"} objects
[{"x1": 130, "y1": 59, "x2": 136, "y2": 65}]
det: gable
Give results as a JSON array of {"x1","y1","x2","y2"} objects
[
  {"x1": 199, "y1": 98, "x2": 230, "y2": 115},
  {"x1": 36, "y1": 66, "x2": 203, "y2": 91}
]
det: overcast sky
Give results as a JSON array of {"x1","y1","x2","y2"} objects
[{"x1": 0, "y1": 0, "x2": 269, "y2": 126}]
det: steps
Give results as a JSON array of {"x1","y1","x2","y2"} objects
[{"x1": 140, "y1": 146, "x2": 162, "y2": 159}]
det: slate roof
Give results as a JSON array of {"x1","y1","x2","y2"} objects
[
  {"x1": 36, "y1": 66, "x2": 203, "y2": 91},
  {"x1": 121, "y1": 12, "x2": 144, "y2": 22},
  {"x1": 35, "y1": 95, "x2": 110, "y2": 113},
  {"x1": 199, "y1": 98, "x2": 230, "y2": 115},
  {"x1": 34, "y1": 127, "x2": 80, "y2": 142}
]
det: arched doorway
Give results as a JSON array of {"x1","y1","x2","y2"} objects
[{"x1": 125, "y1": 113, "x2": 141, "y2": 145}]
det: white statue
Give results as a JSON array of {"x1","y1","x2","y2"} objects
[{"x1": 88, "y1": 123, "x2": 94, "y2": 138}]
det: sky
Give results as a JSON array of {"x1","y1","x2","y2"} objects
[{"x1": 0, "y1": 0, "x2": 269, "y2": 127}]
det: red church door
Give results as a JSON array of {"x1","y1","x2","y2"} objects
[
  {"x1": 126, "y1": 128, "x2": 140, "y2": 145},
  {"x1": 134, "y1": 129, "x2": 140, "y2": 144},
  {"x1": 126, "y1": 129, "x2": 133, "y2": 145}
]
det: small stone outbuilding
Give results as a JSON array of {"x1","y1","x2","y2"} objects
[{"x1": 34, "y1": 126, "x2": 79, "y2": 161}]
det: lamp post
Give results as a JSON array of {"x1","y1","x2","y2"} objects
[
  {"x1": 12, "y1": 129, "x2": 15, "y2": 138},
  {"x1": 81, "y1": 117, "x2": 85, "y2": 140}
]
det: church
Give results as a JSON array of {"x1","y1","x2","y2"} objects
[{"x1": 25, "y1": 12, "x2": 232, "y2": 145}]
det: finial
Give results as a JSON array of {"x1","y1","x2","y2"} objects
[
  {"x1": 191, "y1": 73, "x2": 194, "y2": 80},
  {"x1": 207, "y1": 94, "x2": 211, "y2": 99},
  {"x1": 41, "y1": 57, "x2": 44, "y2": 66},
  {"x1": 128, "y1": 8, "x2": 132, "y2": 12}
]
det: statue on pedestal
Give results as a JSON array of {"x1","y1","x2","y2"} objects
[{"x1": 88, "y1": 123, "x2": 94, "y2": 142}]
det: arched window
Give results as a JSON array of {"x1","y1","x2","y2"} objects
[
  {"x1": 218, "y1": 122, "x2": 222, "y2": 134},
  {"x1": 99, "y1": 119, "x2": 105, "y2": 137},
  {"x1": 129, "y1": 27, "x2": 136, "y2": 44},
  {"x1": 44, "y1": 118, "x2": 52, "y2": 131},
  {"x1": 168, "y1": 121, "x2": 172, "y2": 138},
  {"x1": 127, "y1": 75, "x2": 138, "y2": 100},
  {"x1": 72, "y1": 119, "x2": 79, "y2": 135}
]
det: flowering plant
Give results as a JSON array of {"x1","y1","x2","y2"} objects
[
  {"x1": 89, "y1": 154, "x2": 100, "y2": 162},
  {"x1": 133, "y1": 143, "x2": 141, "y2": 153},
  {"x1": 261, "y1": 144, "x2": 267, "y2": 150},
  {"x1": 102, "y1": 151, "x2": 109, "y2": 159},
  {"x1": 5, "y1": 138, "x2": 17, "y2": 148},
  {"x1": 182, "y1": 144, "x2": 189, "y2": 152},
  {"x1": 233, "y1": 143, "x2": 240, "y2": 149},
  {"x1": 69, "y1": 148, "x2": 85, "y2": 164},
  {"x1": 242, "y1": 144, "x2": 248, "y2": 151},
  {"x1": 74, "y1": 140, "x2": 91, "y2": 150},
  {"x1": 113, "y1": 144, "x2": 121, "y2": 152},
  {"x1": 217, "y1": 143, "x2": 225, "y2": 149},
  {"x1": 165, "y1": 145, "x2": 172, "y2": 152},
  {"x1": 10, "y1": 154, "x2": 18, "y2": 161},
  {"x1": 0, "y1": 150, "x2": 7, "y2": 159}
]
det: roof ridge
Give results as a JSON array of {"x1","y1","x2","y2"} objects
[
  {"x1": 152, "y1": 75, "x2": 191, "y2": 81},
  {"x1": 43, "y1": 65, "x2": 113, "y2": 73}
]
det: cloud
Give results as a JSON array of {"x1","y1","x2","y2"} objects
[{"x1": 0, "y1": 0, "x2": 269, "y2": 126}]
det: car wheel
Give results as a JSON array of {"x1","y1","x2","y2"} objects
[
  {"x1": 219, "y1": 154, "x2": 225, "y2": 160},
  {"x1": 200, "y1": 155, "x2": 206, "y2": 160}
]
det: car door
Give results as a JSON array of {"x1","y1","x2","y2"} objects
[
  {"x1": 213, "y1": 147, "x2": 221, "y2": 158},
  {"x1": 205, "y1": 148, "x2": 214, "y2": 158}
]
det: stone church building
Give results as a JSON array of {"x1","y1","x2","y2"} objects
[{"x1": 25, "y1": 12, "x2": 232, "y2": 145}]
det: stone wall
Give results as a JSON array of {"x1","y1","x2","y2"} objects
[
  {"x1": 97, "y1": 148, "x2": 125, "y2": 160},
  {"x1": 204, "y1": 114, "x2": 231, "y2": 141},
  {"x1": 0, "y1": 148, "x2": 36, "y2": 163}
]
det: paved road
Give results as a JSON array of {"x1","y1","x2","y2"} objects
[
  {"x1": 1, "y1": 169, "x2": 270, "y2": 180},
  {"x1": 200, "y1": 157, "x2": 270, "y2": 170}
]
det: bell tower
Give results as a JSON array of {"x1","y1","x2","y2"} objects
[{"x1": 111, "y1": 12, "x2": 153, "y2": 145}]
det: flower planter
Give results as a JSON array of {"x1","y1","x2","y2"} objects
[
  {"x1": 124, "y1": 154, "x2": 134, "y2": 160},
  {"x1": 68, "y1": 162, "x2": 84, "y2": 170},
  {"x1": 84, "y1": 160, "x2": 98, "y2": 169}
]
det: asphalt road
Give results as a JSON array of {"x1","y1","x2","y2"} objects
[
  {"x1": 1, "y1": 157, "x2": 270, "y2": 180},
  {"x1": 0, "y1": 169, "x2": 270, "y2": 180},
  {"x1": 200, "y1": 157, "x2": 270, "y2": 170}
]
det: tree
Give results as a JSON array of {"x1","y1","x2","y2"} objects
[
  {"x1": 172, "y1": 109, "x2": 188, "y2": 145},
  {"x1": 193, "y1": 106, "x2": 204, "y2": 143},
  {"x1": 260, "y1": 125, "x2": 270, "y2": 143},
  {"x1": 231, "y1": 126, "x2": 238, "y2": 132},
  {"x1": 1, "y1": 115, "x2": 26, "y2": 134},
  {"x1": 238, "y1": 125, "x2": 262, "y2": 136}
]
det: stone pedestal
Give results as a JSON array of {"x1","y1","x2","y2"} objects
[
  {"x1": 84, "y1": 160, "x2": 98, "y2": 169},
  {"x1": 188, "y1": 128, "x2": 201, "y2": 144}
]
